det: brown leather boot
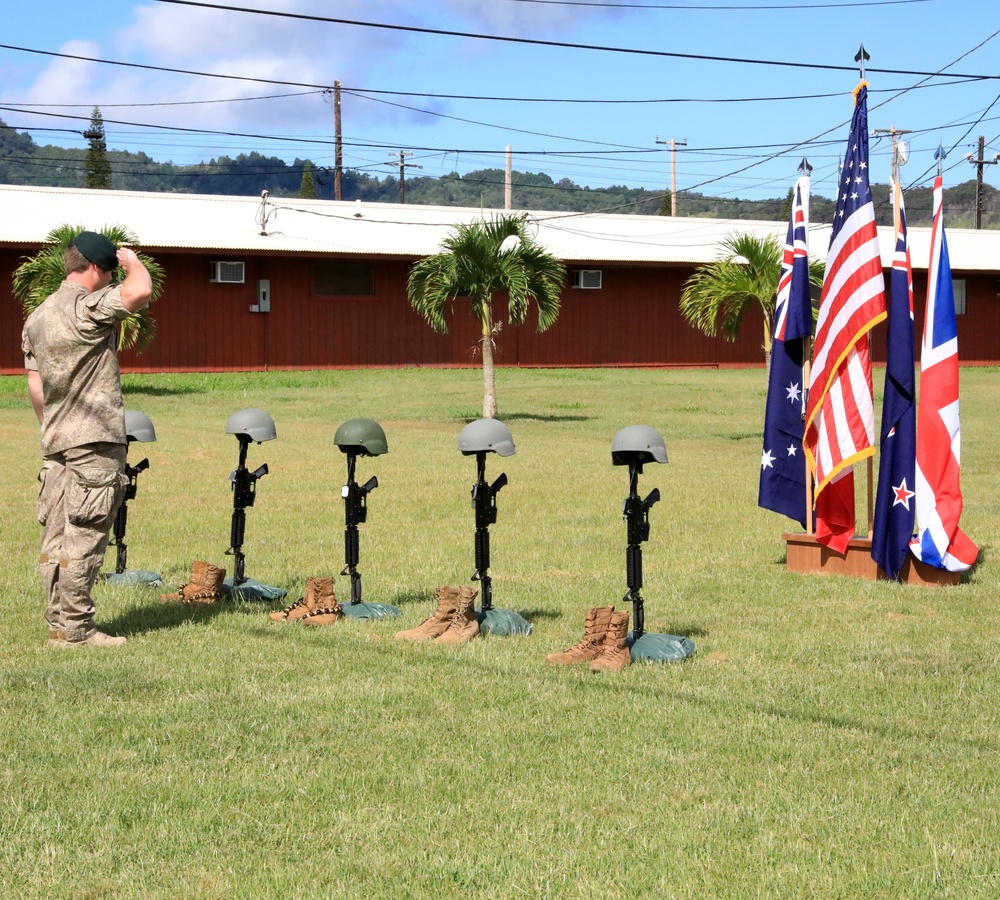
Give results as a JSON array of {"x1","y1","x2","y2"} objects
[
  {"x1": 269, "y1": 576, "x2": 335, "y2": 621},
  {"x1": 160, "y1": 559, "x2": 226, "y2": 603},
  {"x1": 589, "y1": 609, "x2": 631, "y2": 672},
  {"x1": 160, "y1": 560, "x2": 210, "y2": 602},
  {"x1": 300, "y1": 598, "x2": 344, "y2": 626},
  {"x1": 394, "y1": 587, "x2": 462, "y2": 641},
  {"x1": 435, "y1": 586, "x2": 480, "y2": 645},
  {"x1": 546, "y1": 605, "x2": 614, "y2": 665},
  {"x1": 182, "y1": 562, "x2": 227, "y2": 604}
]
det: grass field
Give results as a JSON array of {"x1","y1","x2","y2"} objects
[{"x1": 1, "y1": 366, "x2": 997, "y2": 898}]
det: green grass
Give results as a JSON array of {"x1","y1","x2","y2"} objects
[{"x1": 1, "y1": 366, "x2": 998, "y2": 898}]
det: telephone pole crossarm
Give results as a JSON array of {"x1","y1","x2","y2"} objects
[
  {"x1": 385, "y1": 150, "x2": 423, "y2": 204},
  {"x1": 655, "y1": 136, "x2": 687, "y2": 216},
  {"x1": 965, "y1": 136, "x2": 1000, "y2": 229}
]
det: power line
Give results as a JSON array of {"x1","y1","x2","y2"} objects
[
  {"x1": 505, "y1": 0, "x2": 930, "y2": 8},
  {"x1": 3, "y1": 42, "x2": 991, "y2": 106},
  {"x1": 151, "y1": 1, "x2": 1000, "y2": 81}
]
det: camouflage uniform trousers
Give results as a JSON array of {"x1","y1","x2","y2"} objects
[{"x1": 37, "y1": 442, "x2": 128, "y2": 642}]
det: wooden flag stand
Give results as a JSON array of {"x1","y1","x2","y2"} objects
[{"x1": 784, "y1": 457, "x2": 959, "y2": 586}]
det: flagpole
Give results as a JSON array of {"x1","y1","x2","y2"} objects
[
  {"x1": 867, "y1": 457, "x2": 874, "y2": 539},
  {"x1": 857, "y1": 43, "x2": 874, "y2": 543},
  {"x1": 803, "y1": 340, "x2": 813, "y2": 535},
  {"x1": 796, "y1": 155, "x2": 815, "y2": 536}
]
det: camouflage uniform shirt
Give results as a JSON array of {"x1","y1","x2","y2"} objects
[{"x1": 22, "y1": 280, "x2": 131, "y2": 456}]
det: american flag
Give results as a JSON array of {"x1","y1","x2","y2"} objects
[
  {"x1": 909, "y1": 173, "x2": 979, "y2": 571},
  {"x1": 871, "y1": 178, "x2": 916, "y2": 580},
  {"x1": 804, "y1": 84, "x2": 886, "y2": 554},
  {"x1": 758, "y1": 175, "x2": 812, "y2": 523}
]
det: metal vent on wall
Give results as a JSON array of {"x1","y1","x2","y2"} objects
[
  {"x1": 572, "y1": 269, "x2": 603, "y2": 289},
  {"x1": 209, "y1": 261, "x2": 245, "y2": 284}
]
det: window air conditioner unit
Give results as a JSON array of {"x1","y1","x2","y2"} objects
[
  {"x1": 572, "y1": 269, "x2": 603, "y2": 289},
  {"x1": 209, "y1": 261, "x2": 245, "y2": 284}
]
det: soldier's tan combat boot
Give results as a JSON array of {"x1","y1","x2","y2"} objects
[
  {"x1": 48, "y1": 627, "x2": 67, "y2": 647},
  {"x1": 546, "y1": 605, "x2": 615, "y2": 665},
  {"x1": 435, "y1": 586, "x2": 480, "y2": 645},
  {"x1": 160, "y1": 560, "x2": 211, "y2": 602},
  {"x1": 589, "y1": 609, "x2": 631, "y2": 672},
  {"x1": 269, "y1": 576, "x2": 335, "y2": 621},
  {"x1": 58, "y1": 630, "x2": 127, "y2": 649},
  {"x1": 394, "y1": 586, "x2": 462, "y2": 641}
]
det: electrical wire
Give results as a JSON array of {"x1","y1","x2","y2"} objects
[{"x1": 151, "y1": 1, "x2": 1000, "y2": 82}]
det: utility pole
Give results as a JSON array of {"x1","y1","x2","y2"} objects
[
  {"x1": 386, "y1": 151, "x2": 422, "y2": 204},
  {"x1": 872, "y1": 125, "x2": 912, "y2": 186},
  {"x1": 655, "y1": 136, "x2": 687, "y2": 216},
  {"x1": 964, "y1": 135, "x2": 999, "y2": 229},
  {"x1": 334, "y1": 80, "x2": 343, "y2": 201},
  {"x1": 505, "y1": 145, "x2": 512, "y2": 210}
]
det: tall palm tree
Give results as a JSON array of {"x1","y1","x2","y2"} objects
[
  {"x1": 679, "y1": 231, "x2": 824, "y2": 371},
  {"x1": 408, "y1": 213, "x2": 565, "y2": 418},
  {"x1": 13, "y1": 224, "x2": 165, "y2": 352}
]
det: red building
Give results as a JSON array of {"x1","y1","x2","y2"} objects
[{"x1": 2, "y1": 184, "x2": 998, "y2": 373}]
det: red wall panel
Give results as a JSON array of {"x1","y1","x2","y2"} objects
[{"x1": 2, "y1": 247, "x2": 998, "y2": 374}]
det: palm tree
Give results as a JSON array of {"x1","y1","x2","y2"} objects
[
  {"x1": 679, "y1": 231, "x2": 823, "y2": 371},
  {"x1": 13, "y1": 224, "x2": 165, "y2": 352},
  {"x1": 407, "y1": 213, "x2": 565, "y2": 418}
]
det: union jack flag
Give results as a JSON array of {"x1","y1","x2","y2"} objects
[
  {"x1": 804, "y1": 84, "x2": 886, "y2": 554},
  {"x1": 759, "y1": 175, "x2": 812, "y2": 523},
  {"x1": 909, "y1": 173, "x2": 978, "y2": 571},
  {"x1": 871, "y1": 178, "x2": 916, "y2": 580}
]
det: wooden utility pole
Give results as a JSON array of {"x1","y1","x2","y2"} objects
[
  {"x1": 965, "y1": 136, "x2": 999, "y2": 229},
  {"x1": 386, "y1": 151, "x2": 422, "y2": 204},
  {"x1": 334, "y1": 81, "x2": 343, "y2": 201},
  {"x1": 505, "y1": 145, "x2": 512, "y2": 210},
  {"x1": 655, "y1": 136, "x2": 687, "y2": 216},
  {"x1": 872, "y1": 126, "x2": 911, "y2": 187}
]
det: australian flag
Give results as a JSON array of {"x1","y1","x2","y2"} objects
[
  {"x1": 759, "y1": 175, "x2": 812, "y2": 524},
  {"x1": 871, "y1": 179, "x2": 916, "y2": 580}
]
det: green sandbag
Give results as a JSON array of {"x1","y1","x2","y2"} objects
[
  {"x1": 103, "y1": 570, "x2": 163, "y2": 587},
  {"x1": 628, "y1": 631, "x2": 696, "y2": 663},
  {"x1": 340, "y1": 601, "x2": 403, "y2": 620},
  {"x1": 478, "y1": 607, "x2": 533, "y2": 637},
  {"x1": 223, "y1": 578, "x2": 287, "y2": 602}
]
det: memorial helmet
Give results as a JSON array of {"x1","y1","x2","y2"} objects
[
  {"x1": 226, "y1": 408, "x2": 277, "y2": 443},
  {"x1": 334, "y1": 418, "x2": 388, "y2": 456},
  {"x1": 124, "y1": 409, "x2": 157, "y2": 443},
  {"x1": 458, "y1": 418, "x2": 516, "y2": 457},
  {"x1": 611, "y1": 425, "x2": 668, "y2": 467}
]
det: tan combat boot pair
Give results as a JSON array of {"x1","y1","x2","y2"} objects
[
  {"x1": 268, "y1": 576, "x2": 343, "y2": 626},
  {"x1": 394, "y1": 585, "x2": 480, "y2": 645},
  {"x1": 160, "y1": 561, "x2": 227, "y2": 604},
  {"x1": 546, "y1": 605, "x2": 632, "y2": 672}
]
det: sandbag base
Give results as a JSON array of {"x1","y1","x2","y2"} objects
[
  {"x1": 340, "y1": 601, "x2": 403, "y2": 620},
  {"x1": 102, "y1": 569, "x2": 163, "y2": 587},
  {"x1": 478, "y1": 607, "x2": 533, "y2": 637},
  {"x1": 628, "y1": 631, "x2": 696, "y2": 663},
  {"x1": 224, "y1": 578, "x2": 287, "y2": 602}
]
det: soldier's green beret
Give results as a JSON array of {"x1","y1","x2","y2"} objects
[{"x1": 73, "y1": 231, "x2": 118, "y2": 271}]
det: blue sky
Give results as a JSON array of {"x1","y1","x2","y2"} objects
[{"x1": 2, "y1": 0, "x2": 999, "y2": 205}]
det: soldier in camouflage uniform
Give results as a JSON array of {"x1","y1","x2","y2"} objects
[{"x1": 23, "y1": 231, "x2": 152, "y2": 648}]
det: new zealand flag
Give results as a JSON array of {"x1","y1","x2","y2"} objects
[{"x1": 871, "y1": 179, "x2": 916, "y2": 580}]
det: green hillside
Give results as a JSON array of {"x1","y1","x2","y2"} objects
[{"x1": 2, "y1": 119, "x2": 997, "y2": 227}]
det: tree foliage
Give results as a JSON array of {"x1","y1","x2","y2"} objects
[
  {"x1": 679, "y1": 231, "x2": 824, "y2": 366},
  {"x1": 85, "y1": 107, "x2": 112, "y2": 190},
  {"x1": 407, "y1": 214, "x2": 566, "y2": 418},
  {"x1": 13, "y1": 224, "x2": 165, "y2": 353},
  {"x1": 2, "y1": 120, "x2": 999, "y2": 226},
  {"x1": 298, "y1": 162, "x2": 316, "y2": 199}
]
